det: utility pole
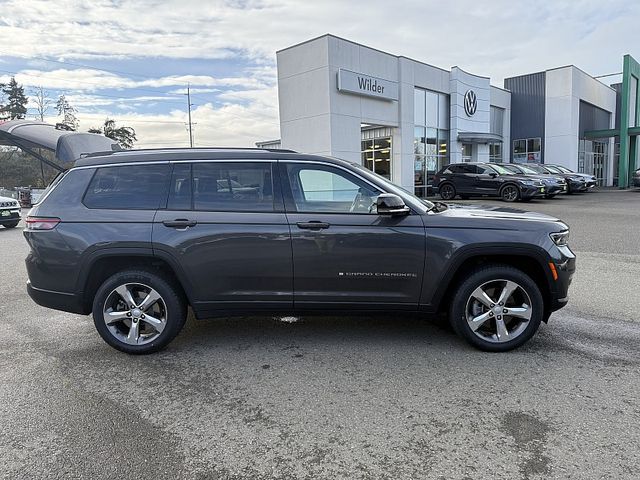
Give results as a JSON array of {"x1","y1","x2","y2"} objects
[{"x1": 186, "y1": 84, "x2": 194, "y2": 147}]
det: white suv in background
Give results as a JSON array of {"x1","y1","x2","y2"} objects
[{"x1": 0, "y1": 196, "x2": 21, "y2": 229}]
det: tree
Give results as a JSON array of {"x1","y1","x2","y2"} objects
[
  {"x1": 32, "y1": 86, "x2": 53, "y2": 121},
  {"x1": 89, "y1": 118, "x2": 137, "y2": 149},
  {"x1": 56, "y1": 95, "x2": 79, "y2": 131},
  {"x1": 0, "y1": 77, "x2": 28, "y2": 120}
]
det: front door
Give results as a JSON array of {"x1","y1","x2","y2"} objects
[
  {"x1": 152, "y1": 161, "x2": 293, "y2": 315},
  {"x1": 280, "y1": 161, "x2": 426, "y2": 310},
  {"x1": 473, "y1": 164, "x2": 502, "y2": 194}
]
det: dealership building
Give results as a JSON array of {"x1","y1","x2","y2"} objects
[{"x1": 257, "y1": 34, "x2": 640, "y2": 195}]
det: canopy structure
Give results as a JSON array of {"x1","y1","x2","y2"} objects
[
  {"x1": 456, "y1": 132, "x2": 503, "y2": 144},
  {"x1": 0, "y1": 120, "x2": 120, "y2": 171}
]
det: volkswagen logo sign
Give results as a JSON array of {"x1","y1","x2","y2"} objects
[{"x1": 464, "y1": 89, "x2": 477, "y2": 116}]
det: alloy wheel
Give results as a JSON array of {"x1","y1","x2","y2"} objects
[
  {"x1": 440, "y1": 184, "x2": 455, "y2": 200},
  {"x1": 501, "y1": 185, "x2": 518, "y2": 202},
  {"x1": 103, "y1": 283, "x2": 168, "y2": 345},
  {"x1": 465, "y1": 279, "x2": 532, "y2": 343}
]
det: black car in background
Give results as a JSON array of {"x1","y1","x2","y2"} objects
[
  {"x1": 490, "y1": 163, "x2": 567, "y2": 199},
  {"x1": 542, "y1": 164, "x2": 597, "y2": 192},
  {"x1": 633, "y1": 167, "x2": 640, "y2": 188},
  {"x1": 434, "y1": 163, "x2": 546, "y2": 202}
]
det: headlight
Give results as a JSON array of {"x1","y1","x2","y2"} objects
[
  {"x1": 519, "y1": 180, "x2": 535, "y2": 185},
  {"x1": 550, "y1": 230, "x2": 569, "y2": 246}
]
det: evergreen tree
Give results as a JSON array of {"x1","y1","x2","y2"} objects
[
  {"x1": 56, "y1": 95, "x2": 79, "y2": 131},
  {"x1": 89, "y1": 118, "x2": 137, "y2": 149},
  {"x1": 0, "y1": 77, "x2": 28, "y2": 120}
]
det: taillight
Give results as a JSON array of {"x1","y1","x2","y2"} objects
[{"x1": 25, "y1": 217, "x2": 60, "y2": 230}]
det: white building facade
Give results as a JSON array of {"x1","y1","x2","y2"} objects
[
  {"x1": 276, "y1": 35, "x2": 510, "y2": 197},
  {"x1": 267, "y1": 34, "x2": 625, "y2": 190}
]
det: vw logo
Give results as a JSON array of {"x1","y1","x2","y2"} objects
[{"x1": 464, "y1": 89, "x2": 477, "y2": 116}]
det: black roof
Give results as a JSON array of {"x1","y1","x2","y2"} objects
[{"x1": 72, "y1": 147, "x2": 318, "y2": 168}]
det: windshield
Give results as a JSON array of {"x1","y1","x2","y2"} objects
[
  {"x1": 350, "y1": 162, "x2": 434, "y2": 209},
  {"x1": 554, "y1": 165, "x2": 573, "y2": 173},
  {"x1": 521, "y1": 165, "x2": 544, "y2": 174},
  {"x1": 490, "y1": 164, "x2": 514, "y2": 175},
  {"x1": 544, "y1": 165, "x2": 562, "y2": 174}
]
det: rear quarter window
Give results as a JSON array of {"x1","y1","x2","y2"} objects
[{"x1": 83, "y1": 164, "x2": 170, "y2": 210}]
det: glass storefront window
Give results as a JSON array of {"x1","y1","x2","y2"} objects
[
  {"x1": 513, "y1": 137, "x2": 541, "y2": 163},
  {"x1": 361, "y1": 137, "x2": 392, "y2": 180},
  {"x1": 414, "y1": 89, "x2": 426, "y2": 126},
  {"x1": 489, "y1": 142, "x2": 502, "y2": 162}
]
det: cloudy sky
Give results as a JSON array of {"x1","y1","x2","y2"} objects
[{"x1": 1, "y1": 0, "x2": 638, "y2": 148}]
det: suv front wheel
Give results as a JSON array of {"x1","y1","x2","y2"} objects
[
  {"x1": 92, "y1": 270, "x2": 187, "y2": 354},
  {"x1": 449, "y1": 265, "x2": 544, "y2": 351}
]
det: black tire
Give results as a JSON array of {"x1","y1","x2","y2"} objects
[
  {"x1": 449, "y1": 265, "x2": 544, "y2": 352},
  {"x1": 500, "y1": 184, "x2": 520, "y2": 202},
  {"x1": 92, "y1": 269, "x2": 187, "y2": 354},
  {"x1": 439, "y1": 183, "x2": 456, "y2": 200},
  {"x1": 3, "y1": 221, "x2": 19, "y2": 228}
]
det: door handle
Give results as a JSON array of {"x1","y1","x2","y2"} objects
[
  {"x1": 296, "y1": 221, "x2": 330, "y2": 230},
  {"x1": 163, "y1": 219, "x2": 197, "y2": 229}
]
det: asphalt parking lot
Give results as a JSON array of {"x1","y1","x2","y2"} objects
[{"x1": 1, "y1": 189, "x2": 639, "y2": 480}]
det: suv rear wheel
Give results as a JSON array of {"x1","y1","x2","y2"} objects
[
  {"x1": 92, "y1": 270, "x2": 187, "y2": 354},
  {"x1": 449, "y1": 265, "x2": 543, "y2": 352},
  {"x1": 439, "y1": 183, "x2": 456, "y2": 200}
]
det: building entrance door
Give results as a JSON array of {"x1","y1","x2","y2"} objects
[
  {"x1": 579, "y1": 139, "x2": 609, "y2": 186},
  {"x1": 361, "y1": 127, "x2": 392, "y2": 180},
  {"x1": 462, "y1": 143, "x2": 473, "y2": 162}
]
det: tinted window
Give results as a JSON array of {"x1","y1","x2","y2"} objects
[
  {"x1": 167, "y1": 163, "x2": 192, "y2": 210},
  {"x1": 461, "y1": 165, "x2": 479, "y2": 174},
  {"x1": 286, "y1": 164, "x2": 380, "y2": 214},
  {"x1": 443, "y1": 164, "x2": 464, "y2": 174},
  {"x1": 84, "y1": 164, "x2": 169, "y2": 210},
  {"x1": 193, "y1": 162, "x2": 274, "y2": 212}
]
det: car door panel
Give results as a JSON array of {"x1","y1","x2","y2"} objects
[
  {"x1": 152, "y1": 162, "x2": 293, "y2": 315},
  {"x1": 280, "y1": 162, "x2": 425, "y2": 310}
]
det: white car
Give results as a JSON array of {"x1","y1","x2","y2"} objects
[{"x1": 0, "y1": 196, "x2": 21, "y2": 229}]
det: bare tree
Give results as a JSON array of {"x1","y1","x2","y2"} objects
[{"x1": 32, "y1": 86, "x2": 53, "y2": 121}]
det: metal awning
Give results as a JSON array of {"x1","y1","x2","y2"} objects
[{"x1": 457, "y1": 132, "x2": 503, "y2": 144}]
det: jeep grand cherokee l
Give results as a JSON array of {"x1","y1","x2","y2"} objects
[{"x1": 2, "y1": 120, "x2": 576, "y2": 354}]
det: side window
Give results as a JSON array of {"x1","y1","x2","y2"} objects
[
  {"x1": 167, "y1": 163, "x2": 192, "y2": 210},
  {"x1": 476, "y1": 166, "x2": 493, "y2": 175},
  {"x1": 447, "y1": 165, "x2": 463, "y2": 174},
  {"x1": 286, "y1": 164, "x2": 380, "y2": 214},
  {"x1": 192, "y1": 162, "x2": 274, "y2": 212},
  {"x1": 462, "y1": 165, "x2": 479, "y2": 174},
  {"x1": 84, "y1": 164, "x2": 169, "y2": 210}
]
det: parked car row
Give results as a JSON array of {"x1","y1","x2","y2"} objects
[
  {"x1": 633, "y1": 167, "x2": 640, "y2": 188},
  {"x1": 433, "y1": 162, "x2": 598, "y2": 202}
]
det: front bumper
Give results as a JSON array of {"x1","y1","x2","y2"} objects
[
  {"x1": 546, "y1": 184, "x2": 568, "y2": 195},
  {"x1": 549, "y1": 245, "x2": 576, "y2": 313},
  {"x1": 520, "y1": 185, "x2": 546, "y2": 199},
  {"x1": 0, "y1": 210, "x2": 21, "y2": 224},
  {"x1": 633, "y1": 177, "x2": 640, "y2": 188},
  {"x1": 568, "y1": 180, "x2": 588, "y2": 192}
]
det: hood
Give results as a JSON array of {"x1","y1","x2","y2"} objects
[
  {"x1": 0, "y1": 196, "x2": 19, "y2": 206},
  {"x1": 0, "y1": 120, "x2": 121, "y2": 170},
  {"x1": 442, "y1": 203, "x2": 559, "y2": 222}
]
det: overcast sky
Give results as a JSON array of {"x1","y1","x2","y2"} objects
[{"x1": 1, "y1": 0, "x2": 638, "y2": 148}]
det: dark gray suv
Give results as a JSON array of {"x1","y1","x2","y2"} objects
[{"x1": 3, "y1": 121, "x2": 576, "y2": 354}]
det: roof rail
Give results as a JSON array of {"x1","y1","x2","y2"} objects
[{"x1": 80, "y1": 146, "x2": 297, "y2": 158}]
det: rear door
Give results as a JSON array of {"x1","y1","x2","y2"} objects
[
  {"x1": 280, "y1": 161, "x2": 425, "y2": 310},
  {"x1": 455, "y1": 164, "x2": 478, "y2": 193},
  {"x1": 152, "y1": 161, "x2": 293, "y2": 315}
]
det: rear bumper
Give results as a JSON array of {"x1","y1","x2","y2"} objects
[{"x1": 27, "y1": 281, "x2": 87, "y2": 315}]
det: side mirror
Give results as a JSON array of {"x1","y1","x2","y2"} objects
[
  {"x1": 376, "y1": 193, "x2": 410, "y2": 216},
  {"x1": 489, "y1": 172, "x2": 498, "y2": 178}
]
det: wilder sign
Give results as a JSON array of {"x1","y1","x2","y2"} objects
[{"x1": 337, "y1": 69, "x2": 398, "y2": 101}]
